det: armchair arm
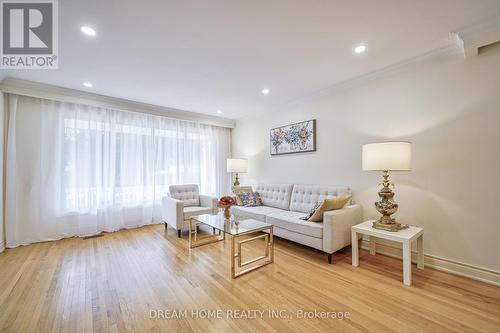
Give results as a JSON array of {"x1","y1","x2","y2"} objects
[
  {"x1": 199, "y1": 194, "x2": 218, "y2": 214},
  {"x1": 322, "y1": 204, "x2": 363, "y2": 253},
  {"x1": 162, "y1": 196, "x2": 185, "y2": 230}
]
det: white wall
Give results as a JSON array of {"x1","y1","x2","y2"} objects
[{"x1": 232, "y1": 47, "x2": 500, "y2": 276}]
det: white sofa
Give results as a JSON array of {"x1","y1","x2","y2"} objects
[
  {"x1": 162, "y1": 184, "x2": 218, "y2": 237},
  {"x1": 231, "y1": 184, "x2": 362, "y2": 263}
]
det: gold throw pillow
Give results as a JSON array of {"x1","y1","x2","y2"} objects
[{"x1": 308, "y1": 195, "x2": 352, "y2": 222}]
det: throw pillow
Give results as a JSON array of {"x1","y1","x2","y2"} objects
[
  {"x1": 308, "y1": 195, "x2": 352, "y2": 222},
  {"x1": 300, "y1": 202, "x2": 322, "y2": 221},
  {"x1": 233, "y1": 186, "x2": 253, "y2": 206},
  {"x1": 237, "y1": 191, "x2": 263, "y2": 207}
]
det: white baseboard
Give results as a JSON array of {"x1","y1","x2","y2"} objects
[
  {"x1": 360, "y1": 239, "x2": 500, "y2": 287},
  {"x1": 0, "y1": 244, "x2": 4, "y2": 253}
]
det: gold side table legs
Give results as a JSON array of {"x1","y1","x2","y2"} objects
[{"x1": 231, "y1": 226, "x2": 274, "y2": 278}]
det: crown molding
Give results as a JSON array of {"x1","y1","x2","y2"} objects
[
  {"x1": 328, "y1": 34, "x2": 465, "y2": 92},
  {"x1": 242, "y1": 15, "x2": 500, "y2": 120},
  {"x1": 455, "y1": 14, "x2": 500, "y2": 57},
  {"x1": 244, "y1": 34, "x2": 466, "y2": 120},
  {"x1": 0, "y1": 78, "x2": 235, "y2": 128}
]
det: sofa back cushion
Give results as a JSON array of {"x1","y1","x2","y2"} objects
[
  {"x1": 169, "y1": 184, "x2": 200, "y2": 207},
  {"x1": 290, "y1": 184, "x2": 351, "y2": 213},
  {"x1": 255, "y1": 184, "x2": 294, "y2": 210}
]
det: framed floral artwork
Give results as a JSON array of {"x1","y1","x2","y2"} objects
[{"x1": 270, "y1": 119, "x2": 316, "y2": 155}]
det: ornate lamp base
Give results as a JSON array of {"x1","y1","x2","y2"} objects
[
  {"x1": 233, "y1": 172, "x2": 240, "y2": 186},
  {"x1": 372, "y1": 170, "x2": 409, "y2": 232},
  {"x1": 372, "y1": 219, "x2": 408, "y2": 232}
]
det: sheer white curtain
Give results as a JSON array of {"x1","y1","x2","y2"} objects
[{"x1": 5, "y1": 94, "x2": 231, "y2": 247}]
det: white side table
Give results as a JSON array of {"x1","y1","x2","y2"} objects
[{"x1": 351, "y1": 220, "x2": 424, "y2": 286}]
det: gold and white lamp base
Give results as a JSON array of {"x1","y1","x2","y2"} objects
[
  {"x1": 372, "y1": 170, "x2": 408, "y2": 232},
  {"x1": 233, "y1": 172, "x2": 240, "y2": 186}
]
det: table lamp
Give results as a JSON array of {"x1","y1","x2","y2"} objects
[
  {"x1": 362, "y1": 142, "x2": 412, "y2": 231},
  {"x1": 227, "y1": 158, "x2": 248, "y2": 186}
]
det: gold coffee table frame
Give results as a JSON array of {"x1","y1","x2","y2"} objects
[{"x1": 188, "y1": 214, "x2": 274, "y2": 278}]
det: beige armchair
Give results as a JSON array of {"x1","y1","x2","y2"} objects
[{"x1": 161, "y1": 184, "x2": 218, "y2": 237}]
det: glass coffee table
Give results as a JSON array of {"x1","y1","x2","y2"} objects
[{"x1": 189, "y1": 213, "x2": 274, "y2": 278}]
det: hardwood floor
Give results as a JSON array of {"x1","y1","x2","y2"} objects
[{"x1": 1, "y1": 225, "x2": 499, "y2": 333}]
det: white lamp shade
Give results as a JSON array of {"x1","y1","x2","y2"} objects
[
  {"x1": 227, "y1": 158, "x2": 248, "y2": 173},
  {"x1": 362, "y1": 142, "x2": 412, "y2": 171}
]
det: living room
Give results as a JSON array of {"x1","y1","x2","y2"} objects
[{"x1": 1, "y1": 1, "x2": 500, "y2": 332}]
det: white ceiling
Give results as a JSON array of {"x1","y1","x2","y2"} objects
[{"x1": 1, "y1": 0, "x2": 500, "y2": 119}]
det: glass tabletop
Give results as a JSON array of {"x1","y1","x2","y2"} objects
[{"x1": 191, "y1": 213, "x2": 272, "y2": 236}]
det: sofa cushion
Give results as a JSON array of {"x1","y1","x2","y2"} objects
[
  {"x1": 289, "y1": 184, "x2": 351, "y2": 213},
  {"x1": 255, "y1": 184, "x2": 294, "y2": 210},
  {"x1": 266, "y1": 210, "x2": 323, "y2": 238},
  {"x1": 183, "y1": 206, "x2": 214, "y2": 218},
  {"x1": 273, "y1": 227, "x2": 323, "y2": 251},
  {"x1": 231, "y1": 205, "x2": 286, "y2": 222},
  {"x1": 169, "y1": 184, "x2": 200, "y2": 207}
]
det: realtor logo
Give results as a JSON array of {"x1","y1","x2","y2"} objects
[{"x1": 1, "y1": 0, "x2": 58, "y2": 69}]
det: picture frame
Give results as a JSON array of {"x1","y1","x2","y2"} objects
[{"x1": 270, "y1": 119, "x2": 316, "y2": 155}]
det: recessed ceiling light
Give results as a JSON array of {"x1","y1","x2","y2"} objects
[
  {"x1": 80, "y1": 25, "x2": 96, "y2": 36},
  {"x1": 83, "y1": 82, "x2": 93, "y2": 88},
  {"x1": 261, "y1": 88, "x2": 270, "y2": 95},
  {"x1": 217, "y1": 110, "x2": 223, "y2": 114},
  {"x1": 354, "y1": 44, "x2": 367, "y2": 54}
]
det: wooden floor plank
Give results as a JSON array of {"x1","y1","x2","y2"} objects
[{"x1": 0, "y1": 224, "x2": 499, "y2": 333}]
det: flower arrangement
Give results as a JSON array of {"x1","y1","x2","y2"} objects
[{"x1": 218, "y1": 196, "x2": 236, "y2": 219}]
